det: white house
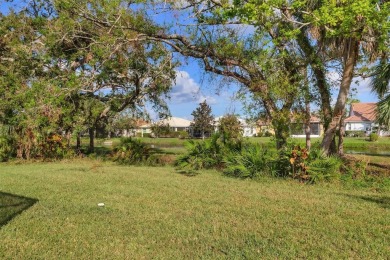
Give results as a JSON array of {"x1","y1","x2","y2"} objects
[
  {"x1": 345, "y1": 103, "x2": 377, "y2": 134},
  {"x1": 157, "y1": 116, "x2": 192, "y2": 132},
  {"x1": 214, "y1": 116, "x2": 258, "y2": 137}
]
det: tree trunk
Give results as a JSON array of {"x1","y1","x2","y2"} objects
[
  {"x1": 66, "y1": 130, "x2": 71, "y2": 148},
  {"x1": 322, "y1": 38, "x2": 359, "y2": 155},
  {"x1": 338, "y1": 117, "x2": 345, "y2": 156},
  {"x1": 88, "y1": 128, "x2": 95, "y2": 153},
  {"x1": 303, "y1": 73, "x2": 311, "y2": 151},
  {"x1": 274, "y1": 126, "x2": 289, "y2": 150},
  {"x1": 16, "y1": 141, "x2": 23, "y2": 159},
  {"x1": 304, "y1": 103, "x2": 311, "y2": 151},
  {"x1": 76, "y1": 132, "x2": 81, "y2": 151},
  {"x1": 273, "y1": 116, "x2": 290, "y2": 150}
]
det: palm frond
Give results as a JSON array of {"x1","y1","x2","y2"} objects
[
  {"x1": 376, "y1": 95, "x2": 390, "y2": 128},
  {"x1": 371, "y1": 61, "x2": 390, "y2": 98}
]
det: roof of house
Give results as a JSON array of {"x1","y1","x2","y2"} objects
[
  {"x1": 135, "y1": 119, "x2": 150, "y2": 127},
  {"x1": 158, "y1": 117, "x2": 192, "y2": 127},
  {"x1": 345, "y1": 103, "x2": 376, "y2": 122}
]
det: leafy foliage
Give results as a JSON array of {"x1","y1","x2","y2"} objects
[
  {"x1": 369, "y1": 133, "x2": 379, "y2": 142},
  {"x1": 112, "y1": 138, "x2": 160, "y2": 166},
  {"x1": 285, "y1": 145, "x2": 342, "y2": 183},
  {"x1": 217, "y1": 114, "x2": 243, "y2": 143},
  {"x1": 223, "y1": 143, "x2": 274, "y2": 179},
  {"x1": 0, "y1": 0, "x2": 177, "y2": 158},
  {"x1": 190, "y1": 101, "x2": 214, "y2": 139},
  {"x1": 0, "y1": 135, "x2": 15, "y2": 162},
  {"x1": 151, "y1": 123, "x2": 171, "y2": 138},
  {"x1": 175, "y1": 134, "x2": 223, "y2": 172}
]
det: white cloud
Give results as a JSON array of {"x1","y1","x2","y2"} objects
[{"x1": 169, "y1": 70, "x2": 217, "y2": 104}]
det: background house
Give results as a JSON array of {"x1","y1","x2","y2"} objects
[
  {"x1": 345, "y1": 103, "x2": 376, "y2": 134},
  {"x1": 290, "y1": 115, "x2": 323, "y2": 138},
  {"x1": 344, "y1": 102, "x2": 389, "y2": 136},
  {"x1": 214, "y1": 116, "x2": 258, "y2": 137},
  {"x1": 121, "y1": 119, "x2": 151, "y2": 137},
  {"x1": 157, "y1": 117, "x2": 192, "y2": 132}
]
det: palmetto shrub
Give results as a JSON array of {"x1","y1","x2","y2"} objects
[
  {"x1": 175, "y1": 134, "x2": 223, "y2": 171},
  {"x1": 286, "y1": 145, "x2": 342, "y2": 183},
  {"x1": 112, "y1": 138, "x2": 159, "y2": 165},
  {"x1": 223, "y1": 143, "x2": 274, "y2": 178}
]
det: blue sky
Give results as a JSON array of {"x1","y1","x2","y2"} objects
[{"x1": 1, "y1": 1, "x2": 378, "y2": 120}]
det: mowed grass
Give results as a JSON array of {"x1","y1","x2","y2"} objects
[{"x1": 0, "y1": 160, "x2": 389, "y2": 259}]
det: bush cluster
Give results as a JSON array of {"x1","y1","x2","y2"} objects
[
  {"x1": 175, "y1": 134, "x2": 224, "y2": 171},
  {"x1": 0, "y1": 135, "x2": 16, "y2": 162},
  {"x1": 368, "y1": 133, "x2": 379, "y2": 142},
  {"x1": 112, "y1": 138, "x2": 173, "y2": 166},
  {"x1": 176, "y1": 134, "x2": 344, "y2": 184},
  {"x1": 345, "y1": 131, "x2": 366, "y2": 137},
  {"x1": 255, "y1": 131, "x2": 274, "y2": 137},
  {"x1": 0, "y1": 132, "x2": 74, "y2": 161}
]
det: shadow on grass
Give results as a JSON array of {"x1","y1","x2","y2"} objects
[
  {"x1": 0, "y1": 192, "x2": 38, "y2": 228},
  {"x1": 346, "y1": 194, "x2": 390, "y2": 209}
]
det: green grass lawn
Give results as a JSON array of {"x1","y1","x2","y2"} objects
[{"x1": 1, "y1": 160, "x2": 389, "y2": 258}]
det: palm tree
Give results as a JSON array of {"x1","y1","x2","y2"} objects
[{"x1": 371, "y1": 61, "x2": 390, "y2": 129}]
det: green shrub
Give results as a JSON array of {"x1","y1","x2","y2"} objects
[
  {"x1": 135, "y1": 133, "x2": 152, "y2": 138},
  {"x1": 223, "y1": 143, "x2": 274, "y2": 178},
  {"x1": 39, "y1": 133, "x2": 69, "y2": 160},
  {"x1": 255, "y1": 132, "x2": 263, "y2": 137},
  {"x1": 345, "y1": 130, "x2": 365, "y2": 137},
  {"x1": 178, "y1": 131, "x2": 189, "y2": 139},
  {"x1": 263, "y1": 131, "x2": 274, "y2": 137},
  {"x1": 305, "y1": 150, "x2": 342, "y2": 183},
  {"x1": 0, "y1": 135, "x2": 16, "y2": 162},
  {"x1": 175, "y1": 134, "x2": 223, "y2": 172},
  {"x1": 169, "y1": 131, "x2": 181, "y2": 138},
  {"x1": 112, "y1": 138, "x2": 160, "y2": 165},
  {"x1": 282, "y1": 145, "x2": 342, "y2": 183},
  {"x1": 369, "y1": 133, "x2": 379, "y2": 142}
]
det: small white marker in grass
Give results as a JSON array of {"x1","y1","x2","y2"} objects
[{"x1": 97, "y1": 203, "x2": 105, "y2": 207}]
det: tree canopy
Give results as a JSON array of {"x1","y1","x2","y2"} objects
[{"x1": 191, "y1": 100, "x2": 215, "y2": 140}]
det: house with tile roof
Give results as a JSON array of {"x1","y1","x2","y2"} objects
[
  {"x1": 122, "y1": 119, "x2": 152, "y2": 137},
  {"x1": 345, "y1": 103, "x2": 377, "y2": 134}
]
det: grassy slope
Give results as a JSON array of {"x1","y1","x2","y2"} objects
[{"x1": 0, "y1": 161, "x2": 389, "y2": 259}]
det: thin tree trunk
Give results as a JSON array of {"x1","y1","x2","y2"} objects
[
  {"x1": 338, "y1": 117, "x2": 345, "y2": 156},
  {"x1": 322, "y1": 38, "x2": 359, "y2": 155},
  {"x1": 16, "y1": 141, "x2": 23, "y2": 159},
  {"x1": 66, "y1": 130, "x2": 71, "y2": 148},
  {"x1": 76, "y1": 132, "x2": 81, "y2": 151},
  {"x1": 88, "y1": 128, "x2": 95, "y2": 153},
  {"x1": 304, "y1": 101, "x2": 311, "y2": 151},
  {"x1": 302, "y1": 70, "x2": 311, "y2": 151}
]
